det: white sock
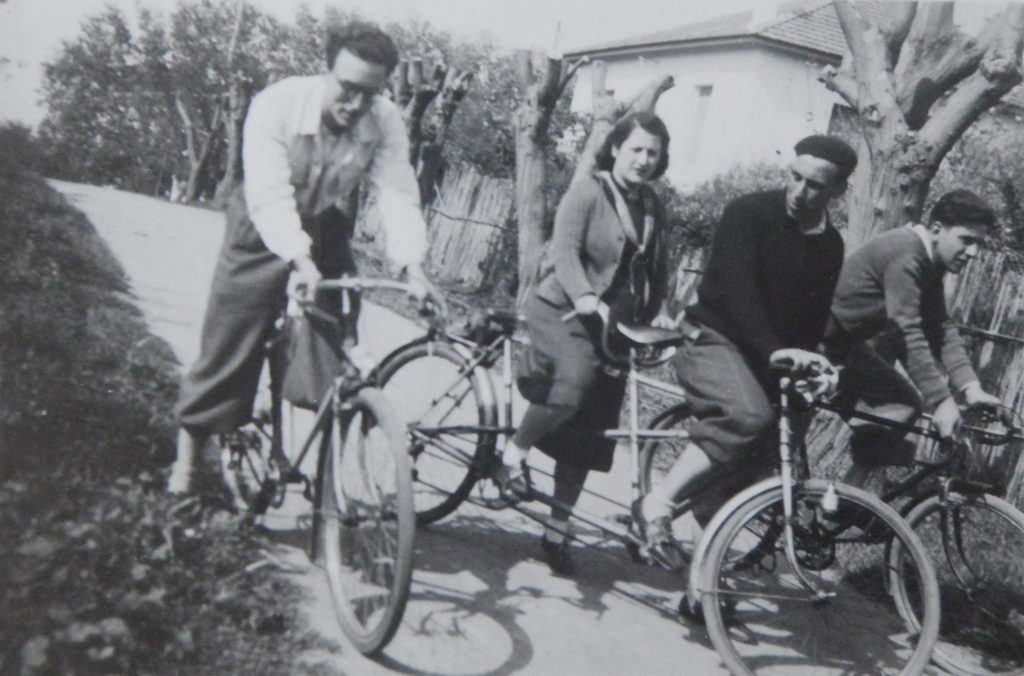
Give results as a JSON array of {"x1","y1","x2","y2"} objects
[
  {"x1": 502, "y1": 442, "x2": 529, "y2": 468},
  {"x1": 544, "y1": 518, "x2": 569, "y2": 543},
  {"x1": 642, "y1": 490, "x2": 674, "y2": 521}
]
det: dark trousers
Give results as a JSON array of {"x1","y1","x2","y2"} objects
[
  {"x1": 832, "y1": 338, "x2": 923, "y2": 467},
  {"x1": 175, "y1": 188, "x2": 355, "y2": 435}
]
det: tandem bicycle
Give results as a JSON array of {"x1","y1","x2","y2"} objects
[{"x1": 374, "y1": 310, "x2": 944, "y2": 675}]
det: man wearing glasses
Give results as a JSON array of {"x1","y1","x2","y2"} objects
[{"x1": 168, "y1": 21, "x2": 433, "y2": 493}]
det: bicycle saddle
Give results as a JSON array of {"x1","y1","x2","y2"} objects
[{"x1": 616, "y1": 323, "x2": 685, "y2": 349}]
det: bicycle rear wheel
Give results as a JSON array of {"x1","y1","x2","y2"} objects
[
  {"x1": 376, "y1": 339, "x2": 498, "y2": 525},
  {"x1": 695, "y1": 479, "x2": 940, "y2": 675},
  {"x1": 892, "y1": 491, "x2": 1024, "y2": 675},
  {"x1": 318, "y1": 387, "x2": 414, "y2": 656}
]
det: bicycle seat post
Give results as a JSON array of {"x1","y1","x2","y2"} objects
[{"x1": 627, "y1": 346, "x2": 641, "y2": 500}]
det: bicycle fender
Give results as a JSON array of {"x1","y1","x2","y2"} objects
[{"x1": 370, "y1": 334, "x2": 435, "y2": 383}]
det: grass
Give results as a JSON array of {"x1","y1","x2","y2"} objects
[{"x1": 0, "y1": 144, "x2": 334, "y2": 674}]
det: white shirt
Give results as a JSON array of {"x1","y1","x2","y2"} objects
[
  {"x1": 910, "y1": 222, "x2": 935, "y2": 261},
  {"x1": 241, "y1": 75, "x2": 427, "y2": 267}
]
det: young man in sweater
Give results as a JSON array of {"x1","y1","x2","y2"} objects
[
  {"x1": 637, "y1": 135, "x2": 857, "y2": 558},
  {"x1": 824, "y1": 189, "x2": 1002, "y2": 487}
]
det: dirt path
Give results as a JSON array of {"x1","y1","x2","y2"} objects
[{"x1": 53, "y1": 180, "x2": 729, "y2": 675}]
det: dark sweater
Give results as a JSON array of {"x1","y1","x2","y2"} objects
[
  {"x1": 827, "y1": 225, "x2": 976, "y2": 408},
  {"x1": 687, "y1": 190, "x2": 844, "y2": 372}
]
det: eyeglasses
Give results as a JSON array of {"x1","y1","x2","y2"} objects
[{"x1": 331, "y1": 72, "x2": 384, "y2": 104}]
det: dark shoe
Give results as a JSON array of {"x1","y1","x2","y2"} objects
[
  {"x1": 540, "y1": 536, "x2": 576, "y2": 577},
  {"x1": 631, "y1": 498, "x2": 687, "y2": 571},
  {"x1": 820, "y1": 502, "x2": 888, "y2": 541},
  {"x1": 492, "y1": 462, "x2": 532, "y2": 503}
]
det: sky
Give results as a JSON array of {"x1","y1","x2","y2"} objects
[
  {"x1": 0, "y1": 0, "x2": 761, "y2": 126},
  {"x1": 0, "y1": 0, "x2": 1008, "y2": 126}
]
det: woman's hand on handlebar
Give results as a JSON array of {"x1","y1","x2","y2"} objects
[
  {"x1": 287, "y1": 254, "x2": 321, "y2": 303},
  {"x1": 573, "y1": 293, "x2": 610, "y2": 324},
  {"x1": 650, "y1": 313, "x2": 677, "y2": 330}
]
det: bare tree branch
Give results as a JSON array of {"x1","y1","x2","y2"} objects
[
  {"x1": 879, "y1": 1, "x2": 917, "y2": 67},
  {"x1": 819, "y1": 63, "x2": 861, "y2": 109},
  {"x1": 624, "y1": 74, "x2": 675, "y2": 114},
  {"x1": 556, "y1": 56, "x2": 589, "y2": 99},
  {"x1": 514, "y1": 50, "x2": 533, "y2": 92},
  {"x1": 833, "y1": 0, "x2": 872, "y2": 66},
  {"x1": 919, "y1": 5, "x2": 1024, "y2": 166},
  {"x1": 531, "y1": 57, "x2": 564, "y2": 142},
  {"x1": 894, "y1": 3, "x2": 987, "y2": 128},
  {"x1": 829, "y1": 0, "x2": 903, "y2": 128}
]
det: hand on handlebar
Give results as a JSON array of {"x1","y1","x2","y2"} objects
[
  {"x1": 962, "y1": 381, "x2": 1002, "y2": 410},
  {"x1": 405, "y1": 263, "x2": 448, "y2": 320},
  {"x1": 932, "y1": 395, "x2": 962, "y2": 440},
  {"x1": 573, "y1": 294, "x2": 610, "y2": 324},
  {"x1": 287, "y1": 255, "x2": 321, "y2": 304},
  {"x1": 650, "y1": 313, "x2": 678, "y2": 330}
]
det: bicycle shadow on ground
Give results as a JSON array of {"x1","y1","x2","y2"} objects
[{"x1": 372, "y1": 509, "x2": 715, "y2": 676}]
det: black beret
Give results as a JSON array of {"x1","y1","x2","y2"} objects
[{"x1": 794, "y1": 135, "x2": 858, "y2": 180}]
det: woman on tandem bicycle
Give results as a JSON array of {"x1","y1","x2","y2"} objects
[{"x1": 496, "y1": 112, "x2": 677, "y2": 576}]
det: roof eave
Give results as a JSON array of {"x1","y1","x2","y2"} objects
[{"x1": 565, "y1": 35, "x2": 844, "y2": 65}]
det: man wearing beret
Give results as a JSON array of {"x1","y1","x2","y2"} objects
[{"x1": 636, "y1": 135, "x2": 857, "y2": 563}]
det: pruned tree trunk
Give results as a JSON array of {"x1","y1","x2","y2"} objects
[
  {"x1": 175, "y1": 93, "x2": 223, "y2": 202},
  {"x1": 513, "y1": 51, "x2": 585, "y2": 308},
  {"x1": 393, "y1": 58, "x2": 473, "y2": 202},
  {"x1": 820, "y1": 0, "x2": 1024, "y2": 245},
  {"x1": 214, "y1": 0, "x2": 249, "y2": 205},
  {"x1": 214, "y1": 80, "x2": 250, "y2": 204}
]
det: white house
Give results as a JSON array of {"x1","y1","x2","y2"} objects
[{"x1": 564, "y1": 0, "x2": 885, "y2": 188}]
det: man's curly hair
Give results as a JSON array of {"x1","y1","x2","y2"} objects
[{"x1": 325, "y1": 21, "x2": 399, "y2": 73}]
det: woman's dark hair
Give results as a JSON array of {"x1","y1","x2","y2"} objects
[
  {"x1": 930, "y1": 189, "x2": 996, "y2": 231},
  {"x1": 594, "y1": 112, "x2": 671, "y2": 180},
  {"x1": 325, "y1": 21, "x2": 399, "y2": 73}
]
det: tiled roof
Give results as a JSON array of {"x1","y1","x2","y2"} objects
[{"x1": 567, "y1": 0, "x2": 889, "y2": 59}]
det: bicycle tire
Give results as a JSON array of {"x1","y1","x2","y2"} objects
[
  {"x1": 376, "y1": 339, "x2": 499, "y2": 525},
  {"x1": 694, "y1": 478, "x2": 940, "y2": 675},
  {"x1": 318, "y1": 387, "x2": 414, "y2": 656},
  {"x1": 638, "y1": 403, "x2": 693, "y2": 495},
  {"x1": 892, "y1": 491, "x2": 1024, "y2": 676}
]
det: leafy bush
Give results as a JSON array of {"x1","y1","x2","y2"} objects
[
  {"x1": 0, "y1": 170, "x2": 178, "y2": 475},
  {"x1": 0, "y1": 165, "x2": 329, "y2": 674},
  {"x1": 0, "y1": 123, "x2": 41, "y2": 176},
  {"x1": 0, "y1": 475, "x2": 326, "y2": 675}
]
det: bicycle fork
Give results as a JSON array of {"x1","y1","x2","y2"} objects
[{"x1": 778, "y1": 383, "x2": 834, "y2": 601}]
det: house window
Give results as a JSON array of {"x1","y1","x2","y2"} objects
[{"x1": 683, "y1": 85, "x2": 713, "y2": 164}]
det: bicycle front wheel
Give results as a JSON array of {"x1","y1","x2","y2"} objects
[
  {"x1": 318, "y1": 387, "x2": 414, "y2": 656},
  {"x1": 892, "y1": 491, "x2": 1024, "y2": 675},
  {"x1": 376, "y1": 339, "x2": 498, "y2": 525},
  {"x1": 695, "y1": 479, "x2": 940, "y2": 676}
]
